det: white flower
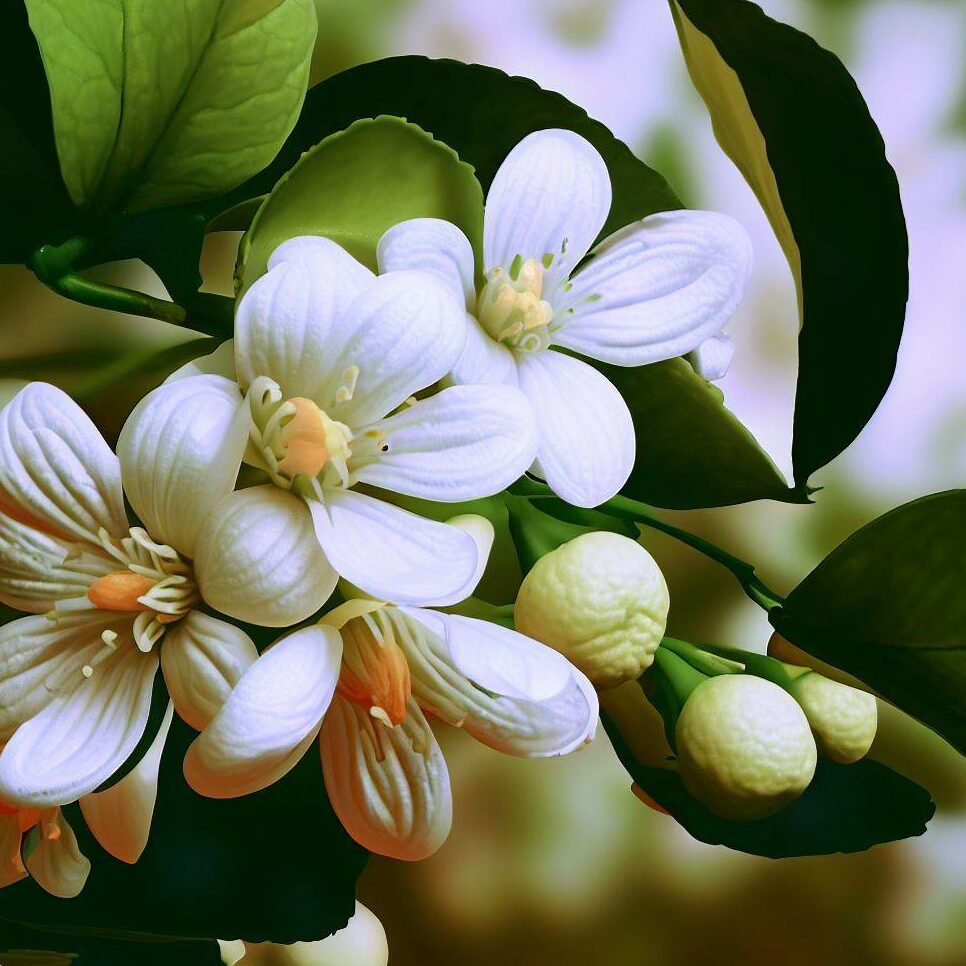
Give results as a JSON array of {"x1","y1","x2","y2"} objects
[
  {"x1": 0, "y1": 792, "x2": 89, "y2": 898},
  {"x1": 378, "y1": 128, "x2": 753, "y2": 507},
  {"x1": 159, "y1": 238, "x2": 538, "y2": 614},
  {"x1": 0, "y1": 382, "x2": 260, "y2": 808},
  {"x1": 182, "y1": 518, "x2": 598, "y2": 861}
]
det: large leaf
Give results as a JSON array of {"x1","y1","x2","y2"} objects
[
  {"x1": 0, "y1": 1, "x2": 75, "y2": 262},
  {"x1": 231, "y1": 56, "x2": 794, "y2": 508},
  {"x1": 2, "y1": 716, "x2": 366, "y2": 943},
  {"x1": 25, "y1": 0, "x2": 317, "y2": 215},
  {"x1": 604, "y1": 707, "x2": 934, "y2": 858},
  {"x1": 772, "y1": 490, "x2": 966, "y2": 755},
  {"x1": 239, "y1": 115, "x2": 484, "y2": 287},
  {"x1": 670, "y1": 0, "x2": 908, "y2": 483}
]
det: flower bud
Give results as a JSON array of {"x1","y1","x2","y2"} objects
[
  {"x1": 675, "y1": 675, "x2": 817, "y2": 821},
  {"x1": 514, "y1": 532, "x2": 669, "y2": 690},
  {"x1": 787, "y1": 671, "x2": 877, "y2": 764}
]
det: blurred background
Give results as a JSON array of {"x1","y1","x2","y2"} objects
[{"x1": 1, "y1": 0, "x2": 964, "y2": 963}]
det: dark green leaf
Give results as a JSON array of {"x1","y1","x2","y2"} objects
[
  {"x1": 671, "y1": 0, "x2": 908, "y2": 483},
  {"x1": 2, "y1": 717, "x2": 366, "y2": 943},
  {"x1": 0, "y1": 2, "x2": 75, "y2": 262},
  {"x1": 772, "y1": 490, "x2": 966, "y2": 754},
  {"x1": 603, "y1": 706, "x2": 935, "y2": 858}
]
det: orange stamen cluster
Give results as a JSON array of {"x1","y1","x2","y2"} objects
[
  {"x1": 338, "y1": 619, "x2": 412, "y2": 727},
  {"x1": 87, "y1": 571, "x2": 156, "y2": 612}
]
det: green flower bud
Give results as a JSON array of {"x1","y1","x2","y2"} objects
[
  {"x1": 787, "y1": 671, "x2": 878, "y2": 764},
  {"x1": 676, "y1": 675, "x2": 817, "y2": 821}
]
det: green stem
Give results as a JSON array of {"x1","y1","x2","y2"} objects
[
  {"x1": 30, "y1": 237, "x2": 187, "y2": 325},
  {"x1": 661, "y1": 637, "x2": 745, "y2": 676},
  {"x1": 601, "y1": 493, "x2": 785, "y2": 613}
]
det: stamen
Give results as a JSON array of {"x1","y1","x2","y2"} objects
[
  {"x1": 88, "y1": 571, "x2": 156, "y2": 612},
  {"x1": 337, "y1": 614, "x2": 412, "y2": 727},
  {"x1": 334, "y1": 365, "x2": 360, "y2": 403},
  {"x1": 477, "y1": 257, "x2": 554, "y2": 352}
]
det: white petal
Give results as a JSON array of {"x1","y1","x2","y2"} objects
[
  {"x1": 24, "y1": 808, "x2": 91, "y2": 898},
  {"x1": 517, "y1": 350, "x2": 634, "y2": 507},
  {"x1": 117, "y1": 374, "x2": 248, "y2": 557},
  {"x1": 377, "y1": 218, "x2": 477, "y2": 310},
  {"x1": 321, "y1": 694, "x2": 452, "y2": 861},
  {"x1": 0, "y1": 613, "x2": 114, "y2": 741},
  {"x1": 165, "y1": 338, "x2": 237, "y2": 383},
  {"x1": 184, "y1": 625, "x2": 342, "y2": 798},
  {"x1": 0, "y1": 815, "x2": 27, "y2": 889},
  {"x1": 554, "y1": 210, "x2": 753, "y2": 366},
  {"x1": 313, "y1": 271, "x2": 467, "y2": 426},
  {"x1": 309, "y1": 491, "x2": 479, "y2": 606},
  {"x1": 448, "y1": 313, "x2": 519, "y2": 387},
  {"x1": 0, "y1": 383, "x2": 128, "y2": 544},
  {"x1": 483, "y1": 129, "x2": 611, "y2": 289},
  {"x1": 0, "y1": 512, "x2": 112, "y2": 612},
  {"x1": 688, "y1": 331, "x2": 736, "y2": 382},
  {"x1": 194, "y1": 486, "x2": 338, "y2": 627},
  {"x1": 235, "y1": 237, "x2": 374, "y2": 397},
  {"x1": 445, "y1": 514, "x2": 495, "y2": 594},
  {"x1": 352, "y1": 385, "x2": 536, "y2": 501},
  {"x1": 0, "y1": 645, "x2": 159, "y2": 807},
  {"x1": 79, "y1": 702, "x2": 173, "y2": 864},
  {"x1": 161, "y1": 613, "x2": 258, "y2": 731},
  {"x1": 397, "y1": 609, "x2": 598, "y2": 758}
]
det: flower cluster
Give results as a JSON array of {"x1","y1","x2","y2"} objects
[{"x1": 0, "y1": 129, "x2": 749, "y2": 894}]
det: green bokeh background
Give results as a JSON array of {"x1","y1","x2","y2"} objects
[{"x1": 1, "y1": 1, "x2": 964, "y2": 962}]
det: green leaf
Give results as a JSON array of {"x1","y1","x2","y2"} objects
[
  {"x1": 1, "y1": 717, "x2": 365, "y2": 943},
  {"x1": 239, "y1": 115, "x2": 485, "y2": 288},
  {"x1": 233, "y1": 56, "x2": 793, "y2": 508},
  {"x1": 670, "y1": 0, "x2": 908, "y2": 484},
  {"x1": 603, "y1": 690, "x2": 935, "y2": 857},
  {"x1": 25, "y1": 0, "x2": 317, "y2": 215},
  {"x1": 601, "y1": 357, "x2": 798, "y2": 508},
  {"x1": 771, "y1": 490, "x2": 966, "y2": 755},
  {"x1": 0, "y1": 2, "x2": 75, "y2": 262}
]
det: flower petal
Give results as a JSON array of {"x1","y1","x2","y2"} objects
[
  {"x1": 184, "y1": 625, "x2": 342, "y2": 799},
  {"x1": 445, "y1": 513, "x2": 495, "y2": 595},
  {"x1": 314, "y1": 271, "x2": 466, "y2": 425},
  {"x1": 483, "y1": 129, "x2": 611, "y2": 289},
  {"x1": 235, "y1": 237, "x2": 374, "y2": 397},
  {"x1": 0, "y1": 383, "x2": 127, "y2": 544},
  {"x1": 117, "y1": 374, "x2": 249, "y2": 557},
  {"x1": 161, "y1": 613, "x2": 258, "y2": 731},
  {"x1": 554, "y1": 210, "x2": 753, "y2": 366},
  {"x1": 0, "y1": 815, "x2": 27, "y2": 889},
  {"x1": 0, "y1": 645, "x2": 159, "y2": 807},
  {"x1": 516, "y1": 350, "x2": 634, "y2": 507},
  {"x1": 0, "y1": 512, "x2": 112, "y2": 612},
  {"x1": 308, "y1": 491, "x2": 479, "y2": 606},
  {"x1": 24, "y1": 808, "x2": 90, "y2": 898},
  {"x1": 321, "y1": 693, "x2": 452, "y2": 861},
  {"x1": 399, "y1": 609, "x2": 598, "y2": 758},
  {"x1": 377, "y1": 218, "x2": 477, "y2": 310},
  {"x1": 194, "y1": 486, "x2": 338, "y2": 627},
  {"x1": 688, "y1": 331, "x2": 736, "y2": 382},
  {"x1": 0, "y1": 613, "x2": 115, "y2": 741},
  {"x1": 448, "y1": 313, "x2": 519, "y2": 387},
  {"x1": 352, "y1": 385, "x2": 536, "y2": 501},
  {"x1": 79, "y1": 702, "x2": 173, "y2": 864}
]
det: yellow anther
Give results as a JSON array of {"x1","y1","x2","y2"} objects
[
  {"x1": 477, "y1": 258, "x2": 554, "y2": 351},
  {"x1": 276, "y1": 397, "x2": 352, "y2": 482},
  {"x1": 88, "y1": 572, "x2": 156, "y2": 612}
]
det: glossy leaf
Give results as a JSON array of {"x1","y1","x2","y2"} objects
[
  {"x1": 603, "y1": 693, "x2": 934, "y2": 858},
  {"x1": 671, "y1": 0, "x2": 908, "y2": 483},
  {"x1": 772, "y1": 490, "x2": 966, "y2": 755},
  {"x1": 25, "y1": 0, "x2": 317, "y2": 214},
  {"x1": 1, "y1": 716, "x2": 366, "y2": 943},
  {"x1": 239, "y1": 116, "x2": 484, "y2": 287}
]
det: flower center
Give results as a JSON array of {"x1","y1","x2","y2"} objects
[
  {"x1": 248, "y1": 377, "x2": 353, "y2": 491},
  {"x1": 477, "y1": 256, "x2": 554, "y2": 353},
  {"x1": 50, "y1": 527, "x2": 198, "y2": 653},
  {"x1": 337, "y1": 611, "x2": 412, "y2": 728}
]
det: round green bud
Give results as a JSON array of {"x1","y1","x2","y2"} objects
[
  {"x1": 514, "y1": 531, "x2": 669, "y2": 690},
  {"x1": 676, "y1": 675, "x2": 818, "y2": 821},
  {"x1": 787, "y1": 671, "x2": 878, "y2": 764}
]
